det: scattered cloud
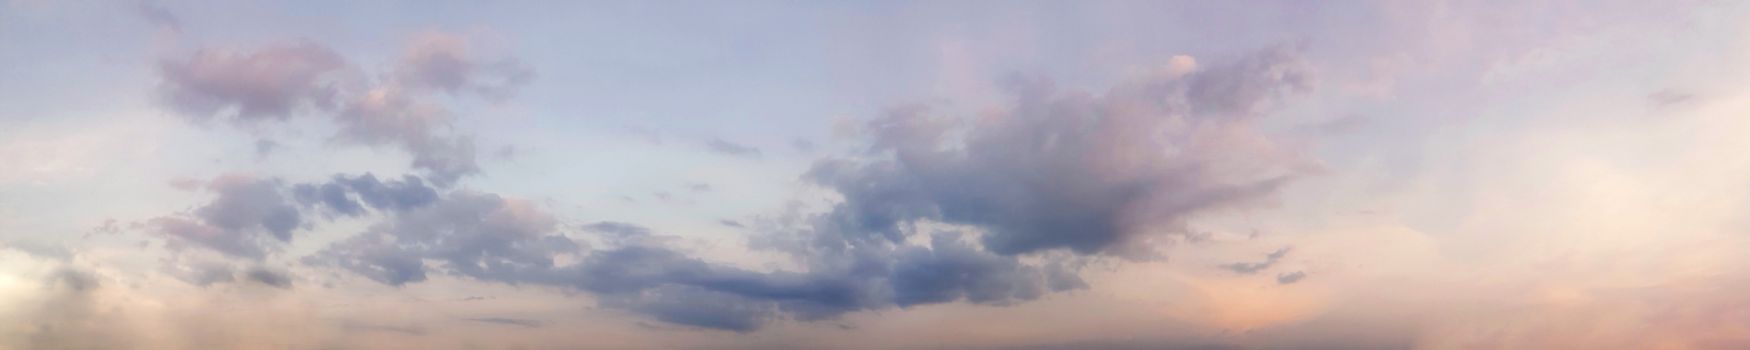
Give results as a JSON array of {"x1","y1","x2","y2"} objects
[
  {"x1": 156, "y1": 42, "x2": 347, "y2": 124},
  {"x1": 706, "y1": 139, "x2": 762, "y2": 158},
  {"x1": 1220, "y1": 247, "x2": 1291, "y2": 274},
  {"x1": 462, "y1": 317, "x2": 544, "y2": 328},
  {"x1": 1275, "y1": 271, "x2": 1306, "y2": 285},
  {"x1": 394, "y1": 32, "x2": 534, "y2": 101}
]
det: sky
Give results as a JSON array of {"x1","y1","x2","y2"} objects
[{"x1": 4, "y1": 0, "x2": 1750, "y2": 349}]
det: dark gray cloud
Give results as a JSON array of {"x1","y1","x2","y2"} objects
[
  {"x1": 307, "y1": 190, "x2": 576, "y2": 286},
  {"x1": 156, "y1": 42, "x2": 346, "y2": 124},
  {"x1": 889, "y1": 233, "x2": 1052, "y2": 306},
  {"x1": 292, "y1": 173, "x2": 440, "y2": 217},
  {"x1": 1220, "y1": 247, "x2": 1291, "y2": 274},
  {"x1": 1276, "y1": 271, "x2": 1306, "y2": 284},
  {"x1": 244, "y1": 267, "x2": 292, "y2": 288},
  {"x1": 719, "y1": 219, "x2": 746, "y2": 228},
  {"x1": 155, "y1": 173, "x2": 440, "y2": 262},
  {"x1": 804, "y1": 48, "x2": 1313, "y2": 258},
  {"x1": 707, "y1": 139, "x2": 763, "y2": 157},
  {"x1": 151, "y1": 175, "x2": 304, "y2": 259},
  {"x1": 607, "y1": 285, "x2": 773, "y2": 333},
  {"x1": 318, "y1": 207, "x2": 1070, "y2": 331},
  {"x1": 303, "y1": 183, "x2": 1078, "y2": 331}
]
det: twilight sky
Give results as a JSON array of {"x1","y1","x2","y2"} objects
[{"x1": 5, "y1": 1, "x2": 1750, "y2": 349}]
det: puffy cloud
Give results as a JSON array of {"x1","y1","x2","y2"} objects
[
  {"x1": 156, "y1": 42, "x2": 347, "y2": 124},
  {"x1": 889, "y1": 233, "x2": 1049, "y2": 307},
  {"x1": 155, "y1": 173, "x2": 439, "y2": 260},
  {"x1": 151, "y1": 175, "x2": 304, "y2": 259},
  {"x1": 292, "y1": 173, "x2": 440, "y2": 217},
  {"x1": 307, "y1": 190, "x2": 575, "y2": 286},
  {"x1": 804, "y1": 48, "x2": 1314, "y2": 258},
  {"x1": 334, "y1": 88, "x2": 481, "y2": 184},
  {"x1": 154, "y1": 34, "x2": 530, "y2": 185},
  {"x1": 394, "y1": 32, "x2": 534, "y2": 101}
]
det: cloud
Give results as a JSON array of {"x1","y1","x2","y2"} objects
[
  {"x1": 333, "y1": 87, "x2": 480, "y2": 185},
  {"x1": 792, "y1": 138, "x2": 817, "y2": 153},
  {"x1": 48, "y1": 267, "x2": 100, "y2": 292},
  {"x1": 607, "y1": 285, "x2": 773, "y2": 333},
  {"x1": 243, "y1": 266, "x2": 293, "y2": 288},
  {"x1": 298, "y1": 49, "x2": 1310, "y2": 331},
  {"x1": 292, "y1": 173, "x2": 440, "y2": 217},
  {"x1": 293, "y1": 181, "x2": 1082, "y2": 330},
  {"x1": 394, "y1": 32, "x2": 534, "y2": 101},
  {"x1": 1219, "y1": 247, "x2": 1291, "y2": 274},
  {"x1": 1275, "y1": 271, "x2": 1305, "y2": 285},
  {"x1": 1649, "y1": 89, "x2": 1695, "y2": 108},
  {"x1": 134, "y1": 0, "x2": 181, "y2": 33},
  {"x1": 580, "y1": 221, "x2": 652, "y2": 238},
  {"x1": 23, "y1": 268, "x2": 129, "y2": 350},
  {"x1": 3, "y1": 240, "x2": 73, "y2": 261},
  {"x1": 184, "y1": 47, "x2": 1306, "y2": 333},
  {"x1": 803, "y1": 47, "x2": 1314, "y2": 258},
  {"x1": 307, "y1": 190, "x2": 575, "y2": 286},
  {"x1": 155, "y1": 34, "x2": 531, "y2": 185},
  {"x1": 152, "y1": 172, "x2": 441, "y2": 261},
  {"x1": 707, "y1": 139, "x2": 763, "y2": 157},
  {"x1": 151, "y1": 175, "x2": 304, "y2": 259},
  {"x1": 156, "y1": 42, "x2": 347, "y2": 124},
  {"x1": 889, "y1": 233, "x2": 1050, "y2": 306},
  {"x1": 163, "y1": 260, "x2": 236, "y2": 286},
  {"x1": 461, "y1": 317, "x2": 543, "y2": 328},
  {"x1": 254, "y1": 139, "x2": 280, "y2": 158}
]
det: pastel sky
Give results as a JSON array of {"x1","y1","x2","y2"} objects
[{"x1": 5, "y1": 1, "x2": 1750, "y2": 349}]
